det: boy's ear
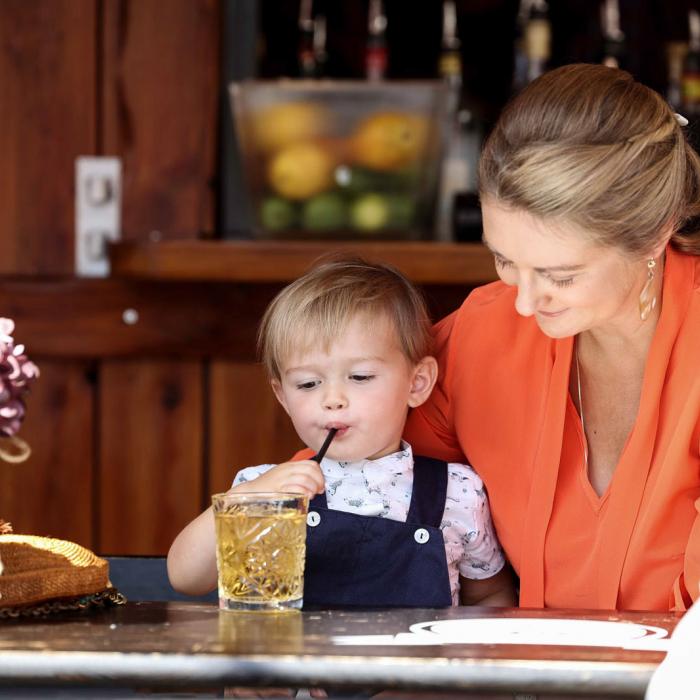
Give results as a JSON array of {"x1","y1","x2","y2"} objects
[
  {"x1": 407, "y1": 356, "x2": 438, "y2": 408},
  {"x1": 270, "y1": 378, "x2": 290, "y2": 416}
]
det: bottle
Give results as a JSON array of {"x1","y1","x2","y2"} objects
[
  {"x1": 682, "y1": 10, "x2": 700, "y2": 118},
  {"x1": 666, "y1": 40, "x2": 686, "y2": 112},
  {"x1": 512, "y1": 0, "x2": 534, "y2": 93},
  {"x1": 438, "y1": 0, "x2": 462, "y2": 110},
  {"x1": 312, "y1": 14, "x2": 327, "y2": 79},
  {"x1": 524, "y1": 0, "x2": 551, "y2": 84},
  {"x1": 436, "y1": 1, "x2": 479, "y2": 241},
  {"x1": 365, "y1": 0, "x2": 388, "y2": 81},
  {"x1": 600, "y1": 0, "x2": 626, "y2": 69},
  {"x1": 298, "y1": 0, "x2": 315, "y2": 78}
]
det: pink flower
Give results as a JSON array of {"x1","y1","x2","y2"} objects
[{"x1": 0, "y1": 319, "x2": 39, "y2": 438}]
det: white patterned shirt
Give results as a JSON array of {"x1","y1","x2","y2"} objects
[{"x1": 232, "y1": 442, "x2": 505, "y2": 605}]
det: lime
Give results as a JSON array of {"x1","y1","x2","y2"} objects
[
  {"x1": 386, "y1": 194, "x2": 416, "y2": 229},
  {"x1": 302, "y1": 192, "x2": 347, "y2": 230},
  {"x1": 260, "y1": 196, "x2": 297, "y2": 231},
  {"x1": 350, "y1": 193, "x2": 390, "y2": 232}
]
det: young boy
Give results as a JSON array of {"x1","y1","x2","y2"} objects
[{"x1": 167, "y1": 257, "x2": 514, "y2": 607}]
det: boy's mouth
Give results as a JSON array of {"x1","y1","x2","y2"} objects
[{"x1": 324, "y1": 422, "x2": 349, "y2": 436}]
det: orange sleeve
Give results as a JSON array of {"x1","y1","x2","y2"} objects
[
  {"x1": 292, "y1": 447, "x2": 315, "y2": 461},
  {"x1": 404, "y1": 310, "x2": 468, "y2": 463},
  {"x1": 671, "y1": 494, "x2": 700, "y2": 611}
]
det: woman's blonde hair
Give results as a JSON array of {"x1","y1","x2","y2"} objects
[
  {"x1": 479, "y1": 63, "x2": 700, "y2": 256},
  {"x1": 258, "y1": 256, "x2": 432, "y2": 381}
]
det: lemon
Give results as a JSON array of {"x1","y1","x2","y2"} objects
[
  {"x1": 350, "y1": 193, "x2": 390, "y2": 232},
  {"x1": 350, "y1": 111, "x2": 429, "y2": 172},
  {"x1": 250, "y1": 101, "x2": 329, "y2": 153},
  {"x1": 267, "y1": 142, "x2": 335, "y2": 200}
]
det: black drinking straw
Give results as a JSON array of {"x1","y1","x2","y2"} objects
[{"x1": 312, "y1": 428, "x2": 338, "y2": 463}]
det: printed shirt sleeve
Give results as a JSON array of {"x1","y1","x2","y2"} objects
[
  {"x1": 442, "y1": 462, "x2": 506, "y2": 580},
  {"x1": 231, "y1": 464, "x2": 276, "y2": 488}
]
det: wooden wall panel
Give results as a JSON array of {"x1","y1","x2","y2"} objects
[
  {"x1": 0, "y1": 0, "x2": 96, "y2": 274},
  {"x1": 0, "y1": 279, "x2": 281, "y2": 360},
  {"x1": 209, "y1": 362, "x2": 303, "y2": 496},
  {"x1": 0, "y1": 360, "x2": 94, "y2": 544},
  {"x1": 99, "y1": 360, "x2": 204, "y2": 555},
  {"x1": 102, "y1": 0, "x2": 221, "y2": 240}
]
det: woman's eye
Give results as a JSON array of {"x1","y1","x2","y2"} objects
[
  {"x1": 494, "y1": 256, "x2": 512, "y2": 269},
  {"x1": 296, "y1": 380, "x2": 319, "y2": 390},
  {"x1": 350, "y1": 374, "x2": 374, "y2": 383},
  {"x1": 550, "y1": 277, "x2": 574, "y2": 288}
]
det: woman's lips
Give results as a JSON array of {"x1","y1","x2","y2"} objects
[{"x1": 537, "y1": 309, "x2": 567, "y2": 318}]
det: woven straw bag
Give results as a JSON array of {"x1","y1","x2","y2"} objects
[{"x1": 0, "y1": 534, "x2": 115, "y2": 613}]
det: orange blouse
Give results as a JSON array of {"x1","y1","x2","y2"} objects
[{"x1": 404, "y1": 246, "x2": 700, "y2": 611}]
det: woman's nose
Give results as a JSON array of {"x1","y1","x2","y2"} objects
[{"x1": 514, "y1": 277, "x2": 539, "y2": 317}]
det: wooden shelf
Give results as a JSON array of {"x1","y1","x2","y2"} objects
[{"x1": 109, "y1": 240, "x2": 498, "y2": 285}]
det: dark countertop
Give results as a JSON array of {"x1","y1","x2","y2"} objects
[{"x1": 0, "y1": 602, "x2": 680, "y2": 696}]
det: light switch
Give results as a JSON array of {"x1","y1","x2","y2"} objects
[{"x1": 75, "y1": 157, "x2": 122, "y2": 277}]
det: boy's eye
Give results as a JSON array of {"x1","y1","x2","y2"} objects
[
  {"x1": 350, "y1": 374, "x2": 374, "y2": 383},
  {"x1": 296, "y1": 380, "x2": 319, "y2": 390}
]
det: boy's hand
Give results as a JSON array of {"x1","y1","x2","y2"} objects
[{"x1": 233, "y1": 460, "x2": 325, "y2": 498}]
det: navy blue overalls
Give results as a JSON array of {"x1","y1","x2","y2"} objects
[{"x1": 303, "y1": 455, "x2": 452, "y2": 608}]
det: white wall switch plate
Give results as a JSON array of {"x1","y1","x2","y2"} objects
[{"x1": 75, "y1": 157, "x2": 122, "y2": 277}]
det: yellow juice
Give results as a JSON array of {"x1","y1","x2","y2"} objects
[{"x1": 215, "y1": 508, "x2": 306, "y2": 610}]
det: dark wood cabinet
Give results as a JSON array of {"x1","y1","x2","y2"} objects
[{"x1": 0, "y1": 1, "x2": 490, "y2": 556}]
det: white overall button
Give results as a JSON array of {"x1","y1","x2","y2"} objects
[
  {"x1": 414, "y1": 528, "x2": 430, "y2": 544},
  {"x1": 307, "y1": 511, "x2": 321, "y2": 527}
]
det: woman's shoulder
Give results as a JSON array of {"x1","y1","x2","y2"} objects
[{"x1": 436, "y1": 280, "x2": 543, "y2": 348}]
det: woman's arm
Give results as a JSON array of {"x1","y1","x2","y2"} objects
[{"x1": 671, "y1": 494, "x2": 700, "y2": 611}]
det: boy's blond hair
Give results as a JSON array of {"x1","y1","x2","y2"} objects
[{"x1": 258, "y1": 256, "x2": 432, "y2": 381}]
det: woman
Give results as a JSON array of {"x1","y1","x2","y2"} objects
[{"x1": 405, "y1": 63, "x2": 700, "y2": 611}]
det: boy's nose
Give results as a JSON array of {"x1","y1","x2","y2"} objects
[{"x1": 322, "y1": 388, "x2": 347, "y2": 411}]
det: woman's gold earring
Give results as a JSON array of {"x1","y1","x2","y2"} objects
[{"x1": 639, "y1": 258, "x2": 657, "y2": 321}]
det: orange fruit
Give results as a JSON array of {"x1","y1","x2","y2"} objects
[{"x1": 350, "y1": 111, "x2": 428, "y2": 171}]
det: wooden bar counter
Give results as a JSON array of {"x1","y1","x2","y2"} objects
[{"x1": 0, "y1": 603, "x2": 680, "y2": 696}]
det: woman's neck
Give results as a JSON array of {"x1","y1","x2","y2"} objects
[{"x1": 579, "y1": 263, "x2": 664, "y2": 365}]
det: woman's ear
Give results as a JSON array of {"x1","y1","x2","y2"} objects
[
  {"x1": 270, "y1": 378, "x2": 290, "y2": 416},
  {"x1": 651, "y1": 223, "x2": 675, "y2": 259},
  {"x1": 407, "y1": 356, "x2": 438, "y2": 408}
]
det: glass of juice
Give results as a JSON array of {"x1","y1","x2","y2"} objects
[{"x1": 211, "y1": 492, "x2": 308, "y2": 612}]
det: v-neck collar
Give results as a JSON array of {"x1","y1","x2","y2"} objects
[{"x1": 519, "y1": 247, "x2": 697, "y2": 608}]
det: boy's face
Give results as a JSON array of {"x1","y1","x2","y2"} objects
[{"x1": 271, "y1": 314, "x2": 436, "y2": 462}]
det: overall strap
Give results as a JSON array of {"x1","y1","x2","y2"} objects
[
  {"x1": 406, "y1": 455, "x2": 448, "y2": 528},
  {"x1": 310, "y1": 490, "x2": 328, "y2": 509}
]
